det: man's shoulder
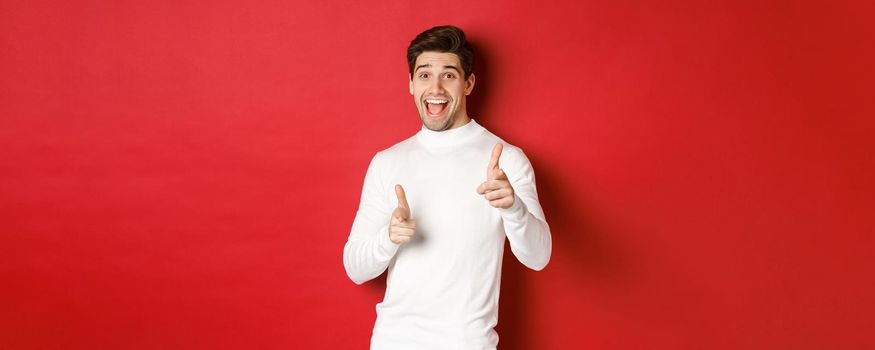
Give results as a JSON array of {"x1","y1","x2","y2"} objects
[
  {"x1": 474, "y1": 129, "x2": 536, "y2": 183},
  {"x1": 368, "y1": 133, "x2": 418, "y2": 167},
  {"x1": 476, "y1": 127, "x2": 527, "y2": 161},
  {"x1": 378, "y1": 134, "x2": 417, "y2": 156}
]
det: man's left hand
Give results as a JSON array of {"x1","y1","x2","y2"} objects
[{"x1": 477, "y1": 143, "x2": 515, "y2": 209}]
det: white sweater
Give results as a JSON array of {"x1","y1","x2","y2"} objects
[{"x1": 343, "y1": 119, "x2": 552, "y2": 350}]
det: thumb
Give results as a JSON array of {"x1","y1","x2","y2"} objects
[{"x1": 395, "y1": 184, "x2": 409, "y2": 210}]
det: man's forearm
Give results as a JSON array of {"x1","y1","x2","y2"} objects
[
  {"x1": 499, "y1": 195, "x2": 552, "y2": 271},
  {"x1": 343, "y1": 223, "x2": 398, "y2": 284}
]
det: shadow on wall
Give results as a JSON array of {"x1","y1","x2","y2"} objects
[
  {"x1": 495, "y1": 157, "x2": 632, "y2": 349},
  {"x1": 465, "y1": 38, "x2": 490, "y2": 124},
  {"x1": 469, "y1": 38, "x2": 634, "y2": 349}
]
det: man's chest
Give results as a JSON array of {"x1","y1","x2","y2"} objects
[{"x1": 384, "y1": 151, "x2": 503, "y2": 248}]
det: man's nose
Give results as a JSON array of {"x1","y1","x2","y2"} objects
[{"x1": 429, "y1": 77, "x2": 444, "y2": 93}]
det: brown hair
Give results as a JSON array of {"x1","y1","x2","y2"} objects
[{"x1": 407, "y1": 25, "x2": 474, "y2": 80}]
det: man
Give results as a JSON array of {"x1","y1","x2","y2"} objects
[{"x1": 343, "y1": 25, "x2": 552, "y2": 350}]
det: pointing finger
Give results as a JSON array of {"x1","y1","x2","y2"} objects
[
  {"x1": 488, "y1": 143, "x2": 503, "y2": 171},
  {"x1": 395, "y1": 184, "x2": 409, "y2": 209}
]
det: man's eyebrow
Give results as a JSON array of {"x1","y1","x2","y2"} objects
[
  {"x1": 443, "y1": 65, "x2": 461, "y2": 73},
  {"x1": 413, "y1": 64, "x2": 462, "y2": 74}
]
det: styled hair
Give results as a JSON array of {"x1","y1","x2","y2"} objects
[{"x1": 407, "y1": 25, "x2": 474, "y2": 80}]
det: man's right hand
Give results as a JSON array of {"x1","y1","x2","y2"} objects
[{"x1": 389, "y1": 184, "x2": 416, "y2": 244}]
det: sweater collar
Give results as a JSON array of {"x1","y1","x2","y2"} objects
[{"x1": 415, "y1": 118, "x2": 484, "y2": 149}]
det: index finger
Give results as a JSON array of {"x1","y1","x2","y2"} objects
[
  {"x1": 395, "y1": 184, "x2": 409, "y2": 209},
  {"x1": 488, "y1": 143, "x2": 503, "y2": 170}
]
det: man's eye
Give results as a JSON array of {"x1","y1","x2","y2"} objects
[
  {"x1": 419, "y1": 73, "x2": 429, "y2": 79},
  {"x1": 443, "y1": 73, "x2": 455, "y2": 79}
]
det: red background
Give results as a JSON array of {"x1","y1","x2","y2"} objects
[{"x1": 2, "y1": 1, "x2": 873, "y2": 349}]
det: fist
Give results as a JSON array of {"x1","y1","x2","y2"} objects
[
  {"x1": 477, "y1": 143, "x2": 515, "y2": 209},
  {"x1": 389, "y1": 184, "x2": 417, "y2": 244}
]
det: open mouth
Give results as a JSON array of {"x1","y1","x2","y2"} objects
[{"x1": 424, "y1": 98, "x2": 449, "y2": 118}]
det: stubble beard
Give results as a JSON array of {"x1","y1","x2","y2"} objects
[{"x1": 420, "y1": 108, "x2": 454, "y2": 132}]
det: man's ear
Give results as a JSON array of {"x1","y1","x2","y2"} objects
[
  {"x1": 464, "y1": 73, "x2": 476, "y2": 96},
  {"x1": 409, "y1": 73, "x2": 413, "y2": 95}
]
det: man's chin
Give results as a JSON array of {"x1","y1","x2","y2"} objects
[{"x1": 421, "y1": 114, "x2": 452, "y2": 131}]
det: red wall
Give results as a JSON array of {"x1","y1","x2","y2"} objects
[{"x1": 2, "y1": 1, "x2": 873, "y2": 349}]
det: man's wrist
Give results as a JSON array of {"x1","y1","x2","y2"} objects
[
  {"x1": 377, "y1": 224, "x2": 400, "y2": 259},
  {"x1": 497, "y1": 194, "x2": 526, "y2": 221}
]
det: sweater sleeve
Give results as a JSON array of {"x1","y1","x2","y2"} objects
[
  {"x1": 497, "y1": 147, "x2": 553, "y2": 271},
  {"x1": 343, "y1": 152, "x2": 400, "y2": 285}
]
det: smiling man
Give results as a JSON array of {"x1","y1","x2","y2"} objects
[{"x1": 343, "y1": 25, "x2": 553, "y2": 350}]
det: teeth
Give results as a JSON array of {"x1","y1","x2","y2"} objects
[{"x1": 426, "y1": 99, "x2": 448, "y2": 104}]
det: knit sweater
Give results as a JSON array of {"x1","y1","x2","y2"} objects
[{"x1": 343, "y1": 118, "x2": 552, "y2": 350}]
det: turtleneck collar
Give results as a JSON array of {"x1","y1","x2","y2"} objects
[{"x1": 415, "y1": 118, "x2": 485, "y2": 149}]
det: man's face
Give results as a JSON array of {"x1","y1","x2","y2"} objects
[{"x1": 409, "y1": 51, "x2": 475, "y2": 131}]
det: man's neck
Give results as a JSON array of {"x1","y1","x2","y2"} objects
[{"x1": 445, "y1": 114, "x2": 471, "y2": 130}]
